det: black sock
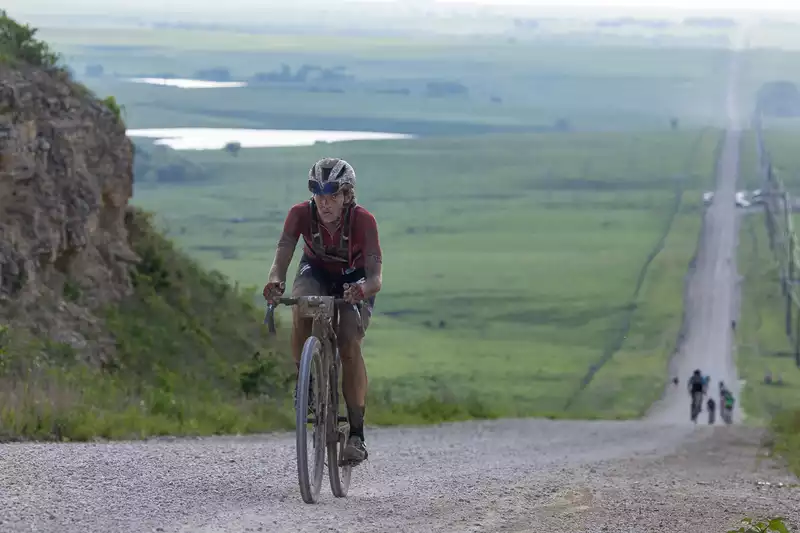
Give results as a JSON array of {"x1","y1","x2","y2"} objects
[{"x1": 348, "y1": 406, "x2": 365, "y2": 440}]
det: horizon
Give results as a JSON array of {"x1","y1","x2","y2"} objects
[{"x1": 6, "y1": 0, "x2": 800, "y2": 19}]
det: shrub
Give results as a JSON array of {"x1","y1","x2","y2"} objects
[{"x1": 0, "y1": 10, "x2": 60, "y2": 67}]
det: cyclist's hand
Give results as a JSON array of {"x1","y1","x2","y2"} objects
[
  {"x1": 343, "y1": 282, "x2": 365, "y2": 304},
  {"x1": 263, "y1": 281, "x2": 286, "y2": 304}
]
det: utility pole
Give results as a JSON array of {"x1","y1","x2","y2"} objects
[{"x1": 785, "y1": 190, "x2": 793, "y2": 336}]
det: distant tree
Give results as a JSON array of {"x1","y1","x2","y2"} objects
[
  {"x1": 293, "y1": 64, "x2": 321, "y2": 82},
  {"x1": 224, "y1": 142, "x2": 242, "y2": 157},
  {"x1": 0, "y1": 9, "x2": 60, "y2": 67},
  {"x1": 683, "y1": 17, "x2": 736, "y2": 28},
  {"x1": 757, "y1": 80, "x2": 800, "y2": 117},
  {"x1": 553, "y1": 118, "x2": 571, "y2": 132},
  {"x1": 85, "y1": 64, "x2": 104, "y2": 77},
  {"x1": 425, "y1": 81, "x2": 469, "y2": 98},
  {"x1": 194, "y1": 67, "x2": 231, "y2": 81},
  {"x1": 670, "y1": 117, "x2": 679, "y2": 130}
]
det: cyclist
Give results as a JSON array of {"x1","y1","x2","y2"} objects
[
  {"x1": 263, "y1": 157, "x2": 383, "y2": 466},
  {"x1": 721, "y1": 388, "x2": 735, "y2": 423},
  {"x1": 687, "y1": 369, "x2": 705, "y2": 421},
  {"x1": 706, "y1": 396, "x2": 716, "y2": 425}
]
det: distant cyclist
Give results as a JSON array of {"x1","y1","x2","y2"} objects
[
  {"x1": 706, "y1": 396, "x2": 716, "y2": 425},
  {"x1": 721, "y1": 388, "x2": 735, "y2": 424},
  {"x1": 687, "y1": 369, "x2": 705, "y2": 422}
]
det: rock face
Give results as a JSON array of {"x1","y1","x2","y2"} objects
[{"x1": 0, "y1": 65, "x2": 137, "y2": 361}]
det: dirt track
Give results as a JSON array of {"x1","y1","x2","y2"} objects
[{"x1": 2, "y1": 46, "x2": 800, "y2": 533}]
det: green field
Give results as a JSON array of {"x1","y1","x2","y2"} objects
[
  {"x1": 25, "y1": 18, "x2": 800, "y2": 423},
  {"x1": 129, "y1": 129, "x2": 720, "y2": 418},
  {"x1": 45, "y1": 25, "x2": 736, "y2": 133},
  {"x1": 735, "y1": 122, "x2": 800, "y2": 424}
]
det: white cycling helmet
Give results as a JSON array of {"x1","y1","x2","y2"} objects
[{"x1": 308, "y1": 158, "x2": 356, "y2": 195}]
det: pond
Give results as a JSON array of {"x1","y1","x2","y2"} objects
[
  {"x1": 126, "y1": 77, "x2": 248, "y2": 89},
  {"x1": 125, "y1": 127, "x2": 415, "y2": 150}
]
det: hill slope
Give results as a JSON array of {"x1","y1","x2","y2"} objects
[{"x1": 0, "y1": 12, "x2": 293, "y2": 440}]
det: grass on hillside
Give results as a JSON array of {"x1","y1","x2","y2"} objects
[
  {"x1": 0, "y1": 208, "x2": 297, "y2": 441},
  {"x1": 131, "y1": 129, "x2": 720, "y2": 419}
]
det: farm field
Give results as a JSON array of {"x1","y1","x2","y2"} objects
[
  {"x1": 45, "y1": 25, "x2": 734, "y2": 133},
  {"x1": 30, "y1": 17, "x2": 796, "y2": 419},
  {"x1": 131, "y1": 129, "x2": 720, "y2": 417}
]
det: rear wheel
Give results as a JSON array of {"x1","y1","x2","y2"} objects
[
  {"x1": 328, "y1": 349, "x2": 352, "y2": 497},
  {"x1": 296, "y1": 336, "x2": 326, "y2": 504},
  {"x1": 691, "y1": 392, "x2": 702, "y2": 422}
]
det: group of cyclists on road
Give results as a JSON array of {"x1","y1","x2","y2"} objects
[{"x1": 681, "y1": 369, "x2": 736, "y2": 424}]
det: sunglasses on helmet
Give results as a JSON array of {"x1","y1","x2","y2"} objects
[{"x1": 308, "y1": 180, "x2": 341, "y2": 195}]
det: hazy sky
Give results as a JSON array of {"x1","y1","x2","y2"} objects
[
  {"x1": 435, "y1": 0, "x2": 797, "y2": 10},
  {"x1": 6, "y1": 0, "x2": 799, "y2": 13}
]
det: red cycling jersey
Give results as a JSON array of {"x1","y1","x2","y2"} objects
[{"x1": 281, "y1": 201, "x2": 382, "y2": 275}]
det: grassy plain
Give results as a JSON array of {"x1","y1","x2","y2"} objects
[
  {"x1": 131, "y1": 129, "x2": 720, "y2": 418},
  {"x1": 45, "y1": 26, "x2": 733, "y2": 133},
  {"x1": 29, "y1": 22, "x2": 775, "y2": 422},
  {"x1": 4, "y1": 7, "x2": 800, "y2": 438}
]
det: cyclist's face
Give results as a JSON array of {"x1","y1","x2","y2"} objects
[{"x1": 314, "y1": 190, "x2": 346, "y2": 223}]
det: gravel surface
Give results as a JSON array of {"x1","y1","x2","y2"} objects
[
  {"x1": 2, "y1": 44, "x2": 799, "y2": 533},
  {"x1": 0, "y1": 421, "x2": 797, "y2": 532}
]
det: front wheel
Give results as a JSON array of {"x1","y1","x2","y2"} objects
[{"x1": 296, "y1": 336, "x2": 327, "y2": 504}]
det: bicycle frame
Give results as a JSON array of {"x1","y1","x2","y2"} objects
[{"x1": 265, "y1": 296, "x2": 360, "y2": 437}]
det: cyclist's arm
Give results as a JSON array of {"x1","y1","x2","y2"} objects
[
  {"x1": 361, "y1": 213, "x2": 383, "y2": 299},
  {"x1": 267, "y1": 208, "x2": 301, "y2": 284}
]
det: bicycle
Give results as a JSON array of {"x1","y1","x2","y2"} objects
[
  {"x1": 690, "y1": 390, "x2": 703, "y2": 423},
  {"x1": 721, "y1": 406, "x2": 733, "y2": 425},
  {"x1": 264, "y1": 295, "x2": 363, "y2": 504}
]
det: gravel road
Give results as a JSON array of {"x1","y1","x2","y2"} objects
[
  {"x1": 1, "y1": 421, "x2": 797, "y2": 533},
  {"x1": 646, "y1": 53, "x2": 744, "y2": 425},
  {"x1": 2, "y1": 48, "x2": 799, "y2": 533}
]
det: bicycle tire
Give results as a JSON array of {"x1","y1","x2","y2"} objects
[
  {"x1": 691, "y1": 392, "x2": 702, "y2": 422},
  {"x1": 328, "y1": 348, "x2": 352, "y2": 497},
  {"x1": 296, "y1": 335, "x2": 326, "y2": 504}
]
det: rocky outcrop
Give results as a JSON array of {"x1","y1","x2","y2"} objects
[{"x1": 0, "y1": 65, "x2": 137, "y2": 362}]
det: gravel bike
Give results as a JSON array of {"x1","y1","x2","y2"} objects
[
  {"x1": 265, "y1": 295, "x2": 363, "y2": 504},
  {"x1": 690, "y1": 390, "x2": 703, "y2": 423}
]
